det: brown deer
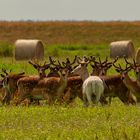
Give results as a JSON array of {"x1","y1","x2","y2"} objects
[
  {"x1": 113, "y1": 58, "x2": 140, "y2": 102},
  {"x1": 0, "y1": 69, "x2": 25, "y2": 105},
  {"x1": 28, "y1": 60, "x2": 51, "y2": 78},
  {"x1": 90, "y1": 57, "x2": 136, "y2": 105},
  {"x1": 130, "y1": 60, "x2": 140, "y2": 102},
  {"x1": 16, "y1": 61, "x2": 70, "y2": 106},
  {"x1": 0, "y1": 60, "x2": 52, "y2": 105},
  {"x1": 71, "y1": 57, "x2": 105, "y2": 106},
  {"x1": 90, "y1": 56, "x2": 112, "y2": 76},
  {"x1": 63, "y1": 56, "x2": 111, "y2": 105},
  {"x1": 45, "y1": 56, "x2": 83, "y2": 104}
]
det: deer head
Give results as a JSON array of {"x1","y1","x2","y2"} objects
[
  {"x1": 49, "y1": 58, "x2": 70, "y2": 79},
  {"x1": 0, "y1": 69, "x2": 25, "y2": 105},
  {"x1": 126, "y1": 58, "x2": 140, "y2": 76},
  {"x1": 71, "y1": 56, "x2": 90, "y2": 76},
  {"x1": 90, "y1": 56, "x2": 118, "y2": 76},
  {"x1": 113, "y1": 57, "x2": 131, "y2": 80},
  {"x1": 1, "y1": 69, "x2": 25, "y2": 88},
  {"x1": 29, "y1": 60, "x2": 51, "y2": 78},
  {"x1": 61, "y1": 55, "x2": 77, "y2": 73}
]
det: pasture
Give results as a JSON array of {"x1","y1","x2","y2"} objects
[{"x1": 0, "y1": 21, "x2": 140, "y2": 139}]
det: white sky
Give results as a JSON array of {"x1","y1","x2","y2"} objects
[{"x1": 0, "y1": 0, "x2": 140, "y2": 21}]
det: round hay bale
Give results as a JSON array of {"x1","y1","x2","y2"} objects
[
  {"x1": 135, "y1": 48, "x2": 140, "y2": 64},
  {"x1": 14, "y1": 39, "x2": 44, "y2": 60},
  {"x1": 110, "y1": 40, "x2": 135, "y2": 58}
]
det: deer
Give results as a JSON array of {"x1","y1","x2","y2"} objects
[
  {"x1": 0, "y1": 69, "x2": 25, "y2": 105},
  {"x1": 113, "y1": 58, "x2": 140, "y2": 103},
  {"x1": 28, "y1": 60, "x2": 51, "y2": 78},
  {"x1": 71, "y1": 57, "x2": 104, "y2": 107},
  {"x1": 0, "y1": 79, "x2": 6, "y2": 103},
  {"x1": 0, "y1": 60, "x2": 52, "y2": 105},
  {"x1": 62, "y1": 56, "x2": 111, "y2": 105},
  {"x1": 126, "y1": 58, "x2": 140, "y2": 87},
  {"x1": 16, "y1": 61, "x2": 70, "y2": 106},
  {"x1": 44, "y1": 56, "x2": 84, "y2": 104},
  {"x1": 90, "y1": 56, "x2": 136, "y2": 105},
  {"x1": 90, "y1": 56, "x2": 112, "y2": 76}
]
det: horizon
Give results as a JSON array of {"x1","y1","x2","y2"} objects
[{"x1": 1, "y1": 20, "x2": 140, "y2": 22}]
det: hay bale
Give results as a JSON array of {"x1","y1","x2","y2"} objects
[
  {"x1": 110, "y1": 40, "x2": 135, "y2": 58},
  {"x1": 14, "y1": 39, "x2": 44, "y2": 60},
  {"x1": 135, "y1": 48, "x2": 140, "y2": 64}
]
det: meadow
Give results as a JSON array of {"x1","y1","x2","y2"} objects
[{"x1": 0, "y1": 21, "x2": 140, "y2": 139}]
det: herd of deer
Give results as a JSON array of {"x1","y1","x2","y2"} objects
[{"x1": 1, "y1": 55, "x2": 140, "y2": 107}]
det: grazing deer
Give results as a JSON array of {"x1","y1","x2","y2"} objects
[
  {"x1": 113, "y1": 58, "x2": 140, "y2": 102},
  {"x1": 71, "y1": 57, "x2": 104, "y2": 107},
  {"x1": 16, "y1": 62, "x2": 69, "y2": 106}
]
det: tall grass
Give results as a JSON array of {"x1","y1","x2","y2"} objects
[
  {"x1": 0, "y1": 102, "x2": 140, "y2": 140},
  {"x1": 0, "y1": 42, "x2": 13, "y2": 57}
]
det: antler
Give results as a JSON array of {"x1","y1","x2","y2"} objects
[
  {"x1": 62, "y1": 55, "x2": 77, "y2": 66},
  {"x1": 113, "y1": 63, "x2": 122, "y2": 71},
  {"x1": 49, "y1": 56, "x2": 56, "y2": 64},
  {"x1": 113, "y1": 57, "x2": 131, "y2": 73},
  {"x1": 2, "y1": 68, "x2": 9, "y2": 75},
  {"x1": 28, "y1": 60, "x2": 39, "y2": 68}
]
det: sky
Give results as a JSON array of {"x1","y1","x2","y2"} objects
[{"x1": 0, "y1": 0, "x2": 140, "y2": 21}]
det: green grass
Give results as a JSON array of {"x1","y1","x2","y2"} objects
[
  {"x1": 0, "y1": 101, "x2": 140, "y2": 140},
  {"x1": 44, "y1": 44, "x2": 110, "y2": 60},
  {"x1": 0, "y1": 42, "x2": 13, "y2": 57}
]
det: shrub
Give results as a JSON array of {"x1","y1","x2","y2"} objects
[{"x1": 0, "y1": 42, "x2": 13, "y2": 57}]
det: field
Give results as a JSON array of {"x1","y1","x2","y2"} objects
[{"x1": 0, "y1": 21, "x2": 140, "y2": 139}]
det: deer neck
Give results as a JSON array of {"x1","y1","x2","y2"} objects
[
  {"x1": 57, "y1": 74, "x2": 68, "y2": 95},
  {"x1": 123, "y1": 74, "x2": 134, "y2": 89},
  {"x1": 136, "y1": 73, "x2": 140, "y2": 82},
  {"x1": 80, "y1": 69, "x2": 89, "y2": 82}
]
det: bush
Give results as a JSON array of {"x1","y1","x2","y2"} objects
[{"x1": 0, "y1": 42, "x2": 13, "y2": 57}]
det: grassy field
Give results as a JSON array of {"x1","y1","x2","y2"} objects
[
  {"x1": 0, "y1": 102, "x2": 140, "y2": 140},
  {"x1": 0, "y1": 21, "x2": 140, "y2": 139}
]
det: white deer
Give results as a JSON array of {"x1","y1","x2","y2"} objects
[{"x1": 71, "y1": 57, "x2": 104, "y2": 107}]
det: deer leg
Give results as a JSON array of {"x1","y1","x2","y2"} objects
[
  {"x1": 43, "y1": 94, "x2": 53, "y2": 105},
  {"x1": 86, "y1": 91, "x2": 94, "y2": 107},
  {"x1": 100, "y1": 95, "x2": 108, "y2": 105},
  {"x1": 2, "y1": 91, "x2": 11, "y2": 105},
  {"x1": 83, "y1": 93, "x2": 89, "y2": 107},
  {"x1": 109, "y1": 97, "x2": 112, "y2": 105},
  {"x1": 94, "y1": 90, "x2": 102, "y2": 105},
  {"x1": 15, "y1": 93, "x2": 29, "y2": 106}
]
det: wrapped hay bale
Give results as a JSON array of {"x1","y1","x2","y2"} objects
[
  {"x1": 110, "y1": 40, "x2": 135, "y2": 58},
  {"x1": 15, "y1": 39, "x2": 44, "y2": 60},
  {"x1": 135, "y1": 48, "x2": 140, "y2": 64}
]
